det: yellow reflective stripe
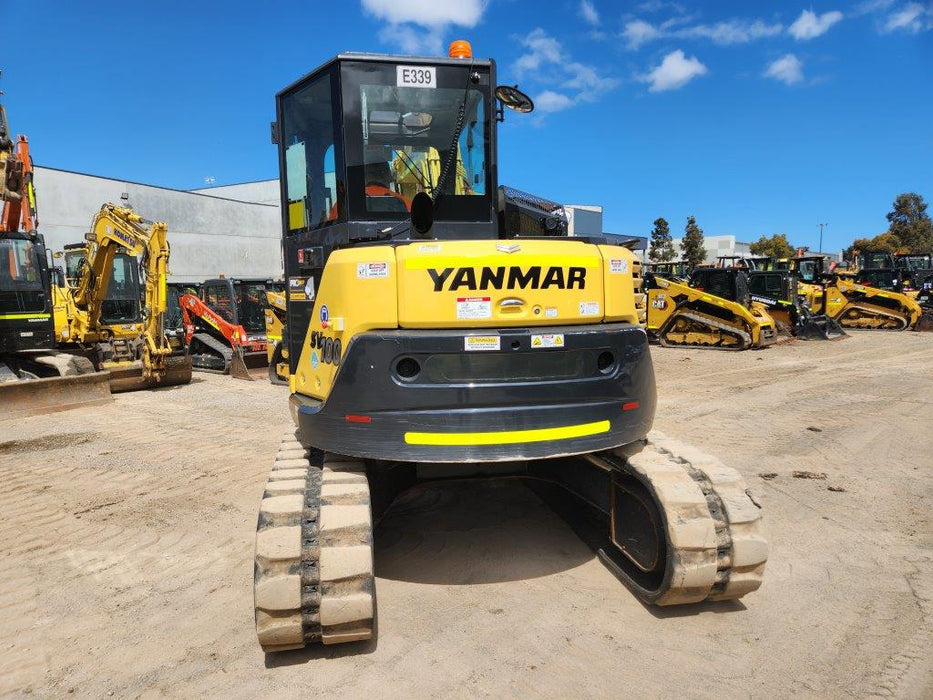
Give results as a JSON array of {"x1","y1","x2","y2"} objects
[
  {"x1": 405, "y1": 420, "x2": 610, "y2": 446},
  {"x1": 267, "y1": 334, "x2": 282, "y2": 341},
  {"x1": 405, "y1": 255, "x2": 599, "y2": 270},
  {"x1": 0, "y1": 312, "x2": 51, "y2": 320}
]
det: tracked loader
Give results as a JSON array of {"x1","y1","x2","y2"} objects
[
  {"x1": 253, "y1": 43, "x2": 769, "y2": 652},
  {"x1": 788, "y1": 256, "x2": 931, "y2": 331},
  {"x1": 716, "y1": 256, "x2": 845, "y2": 340},
  {"x1": 642, "y1": 266, "x2": 778, "y2": 349}
]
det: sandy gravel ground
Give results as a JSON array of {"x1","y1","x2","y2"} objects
[{"x1": 1, "y1": 332, "x2": 930, "y2": 699}]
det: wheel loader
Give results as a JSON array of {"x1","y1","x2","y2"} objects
[
  {"x1": 642, "y1": 266, "x2": 778, "y2": 349},
  {"x1": 253, "y1": 43, "x2": 769, "y2": 652}
]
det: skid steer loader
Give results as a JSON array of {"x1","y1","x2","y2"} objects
[
  {"x1": 716, "y1": 257, "x2": 845, "y2": 340},
  {"x1": 643, "y1": 266, "x2": 778, "y2": 350},
  {"x1": 252, "y1": 43, "x2": 769, "y2": 652},
  {"x1": 790, "y1": 256, "x2": 931, "y2": 331}
]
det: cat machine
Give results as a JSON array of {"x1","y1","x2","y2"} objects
[
  {"x1": 643, "y1": 266, "x2": 778, "y2": 350},
  {"x1": 252, "y1": 43, "x2": 768, "y2": 652}
]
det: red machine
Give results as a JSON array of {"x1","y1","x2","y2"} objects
[{"x1": 179, "y1": 293, "x2": 258, "y2": 380}]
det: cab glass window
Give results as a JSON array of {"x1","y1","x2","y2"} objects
[
  {"x1": 341, "y1": 61, "x2": 492, "y2": 222},
  {"x1": 0, "y1": 238, "x2": 42, "y2": 291},
  {"x1": 280, "y1": 71, "x2": 342, "y2": 232}
]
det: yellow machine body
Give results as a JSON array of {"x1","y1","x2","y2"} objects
[
  {"x1": 645, "y1": 276, "x2": 777, "y2": 350},
  {"x1": 290, "y1": 240, "x2": 641, "y2": 399}
]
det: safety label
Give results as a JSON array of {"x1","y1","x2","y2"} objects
[
  {"x1": 357, "y1": 262, "x2": 389, "y2": 278},
  {"x1": 456, "y1": 296, "x2": 492, "y2": 320},
  {"x1": 609, "y1": 258, "x2": 629, "y2": 274},
  {"x1": 531, "y1": 333, "x2": 564, "y2": 349},
  {"x1": 418, "y1": 244, "x2": 441, "y2": 253},
  {"x1": 464, "y1": 335, "x2": 500, "y2": 351},
  {"x1": 579, "y1": 301, "x2": 600, "y2": 316},
  {"x1": 545, "y1": 307, "x2": 558, "y2": 318}
]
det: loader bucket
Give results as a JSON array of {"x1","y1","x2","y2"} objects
[
  {"x1": 796, "y1": 314, "x2": 848, "y2": 341},
  {"x1": 106, "y1": 355, "x2": 194, "y2": 393},
  {"x1": 229, "y1": 347, "x2": 255, "y2": 381},
  {"x1": 0, "y1": 371, "x2": 112, "y2": 421},
  {"x1": 915, "y1": 312, "x2": 933, "y2": 332}
]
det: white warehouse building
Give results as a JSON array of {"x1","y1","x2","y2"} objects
[
  {"x1": 34, "y1": 166, "x2": 283, "y2": 284},
  {"x1": 667, "y1": 235, "x2": 752, "y2": 264}
]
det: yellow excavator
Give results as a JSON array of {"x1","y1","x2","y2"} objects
[
  {"x1": 53, "y1": 204, "x2": 192, "y2": 391},
  {"x1": 643, "y1": 266, "x2": 778, "y2": 349},
  {"x1": 779, "y1": 256, "x2": 929, "y2": 331},
  {"x1": 252, "y1": 42, "x2": 768, "y2": 652}
]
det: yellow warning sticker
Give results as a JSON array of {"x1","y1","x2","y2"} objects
[
  {"x1": 531, "y1": 333, "x2": 564, "y2": 348},
  {"x1": 464, "y1": 335, "x2": 500, "y2": 351}
]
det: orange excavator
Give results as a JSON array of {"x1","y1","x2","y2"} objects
[{"x1": 180, "y1": 291, "x2": 256, "y2": 380}]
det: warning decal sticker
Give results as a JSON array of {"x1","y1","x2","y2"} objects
[
  {"x1": 357, "y1": 262, "x2": 389, "y2": 279},
  {"x1": 464, "y1": 336, "x2": 500, "y2": 351},
  {"x1": 609, "y1": 258, "x2": 629, "y2": 274},
  {"x1": 531, "y1": 333, "x2": 564, "y2": 349},
  {"x1": 456, "y1": 297, "x2": 492, "y2": 320}
]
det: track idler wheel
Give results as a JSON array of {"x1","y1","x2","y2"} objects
[
  {"x1": 593, "y1": 432, "x2": 768, "y2": 605},
  {"x1": 254, "y1": 430, "x2": 375, "y2": 652}
]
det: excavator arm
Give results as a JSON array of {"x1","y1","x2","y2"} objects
[{"x1": 70, "y1": 204, "x2": 174, "y2": 378}]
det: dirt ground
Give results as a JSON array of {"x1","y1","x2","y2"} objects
[{"x1": 1, "y1": 332, "x2": 931, "y2": 699}]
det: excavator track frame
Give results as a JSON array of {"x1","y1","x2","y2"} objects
[
  {"x1": 836, "y1": 302, "x2": 910, "y2": 331},
  {"x1": 254, "y1": 430, "x2": 375, "y2": 652}
]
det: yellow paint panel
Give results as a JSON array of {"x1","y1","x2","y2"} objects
[
  {"x1": 405, "y1": 420, "x2": 611, "y2": 446},
  {"x1": 404, "y1": 254, "x2": 599, "y2": 270},
  {"x1": 288, "y1": 200, "x2": 305, "y2": 230}
]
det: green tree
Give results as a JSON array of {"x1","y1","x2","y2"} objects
[
  {"x1": 680, "y1": 216, "x2": 707, "y2": 271},
  {"x1": 886, "y1": 192, "x2": 933, "y2": 253},
  {"x1": 749, "y1": 233, "x2": 795, "y2": 259},
  {"x1": 648, "y1": 217, "x2": 675, "y2": 262},
  {"x1": 849, "y1": 232, "x2": 902, "y2": 256}
]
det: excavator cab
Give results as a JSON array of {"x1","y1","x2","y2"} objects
[{"x1": 0, "y1": 231, "x2": 55, "y2": 361}]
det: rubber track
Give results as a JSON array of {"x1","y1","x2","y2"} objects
[
  {"x1": 837, "y1": 303, "x2": 909, "y2": 331},
  {"x1": 254, "y1": 429, "x2": 374, "y2": 652},
  {"x1": 599, "y1": 430, "x2": 768, "y2": 605},
  {"x1": 659, "y1": 310, "x2": 751, "y2": 350}
]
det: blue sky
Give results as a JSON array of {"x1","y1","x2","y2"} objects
[{"x1": 4, "y1": 1, "x2": 932, "y2": 252}]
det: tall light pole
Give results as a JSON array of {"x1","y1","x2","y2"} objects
[{"x1": 817, "y1": 222, "x2": 828, "y2": 254}]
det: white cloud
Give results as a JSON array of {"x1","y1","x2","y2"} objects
[
  {"x1": 882, "y1": 2, "x2": 932, "y2": 32},
  {"x1": 362, "y1": 0, "x2": 487, "y2": 54},
  {"x1": 513, "y1": 29, "x2": 619, "y2": 113},
  {"x1": 361, "y1": 0, "x2": 485, "y2": 28},
  {"x1": 535, "y1": 90, "x2": 576, "y2": 113},
  {"x1": 579, "y1": 0, "x2": 600, "y2": 26},
  {"x1": 639, "y1": 49, "x2": 708, "y2": 92},
  {"x1": 622, "y1": 16, "x2": 783, "y2": 49},
  {"x1": 680, "y1": 18, "x2": 784, "y2": 44},
  {"x1": 622, "y1": 20, "x2": 662, "y2": 49},
  {"x1": 788, "y1": 9, "x2": 844, "y2": 40},
  {"x1": 764, "y1": 54, "x2": 804, "y2": 85}
]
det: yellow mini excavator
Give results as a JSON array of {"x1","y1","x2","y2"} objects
[
  {"x1": 53, "y1": 204, "x2": 192, "y2": 391},
  {"x1": 643, "y1": 266, "x2": 778, "y2": 349},
  {"x1": 252, "y1": 42, "x2": 769, "y2": 652}
]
